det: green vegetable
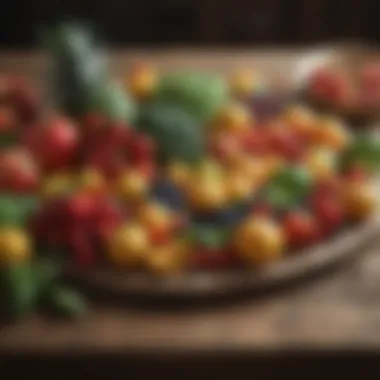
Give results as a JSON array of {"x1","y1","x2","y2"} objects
[
  {"x1": 47, "y1": 285, "x2": 88, "y2": 318},
  {"x1": 43, "y1": 22, "x2": 136, "y2": 122},
  {"x1": 86, "y1": 81, "x2": 137, "y2": 122},
  {"x1": 33, "y1": 258, "x2": 61, "y2": 296},
  {"x1": 0, "y1": 262, "x2": 38, "y2": 317},
  {"x1": 188, "y1": 224, "x2": 230, "y2": 249},
  {"x1": 0, "y1": 194, "x2": 38, "y2": 227},
  {"x1": 156, "y1": 72, "x2": 227, "y2": 122},
  {"x1": 340, "y1": 135, "x2": 380, "y2": 171},
  {"x1": 264, "y1": 166, "x2": 313, "y2": 209},
  {"x1": 138, "y1": 102, "x2": 204, "y2": 163}
]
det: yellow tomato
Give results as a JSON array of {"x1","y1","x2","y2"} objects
[
  {"x1": 116, "y1": 169, "x2": 149, "y2": 201},
  {"x1": 215, "y1": 102, "x2": 252, "y2": 133},
  {"x1": 233, "y1": 216, "x2": 285, "y2": 265},
  {"x1": 193, "y1": 158, "x2": 223, "y2": 179},
  {"x1": 167, "y1": 161, "x2": 192, "y2": 189},
  {"x1": 145, "y1": 240, "x2": 190, "y2": 275},
  {"x1": 127, "y1": 62, "x2": 158, "y2": 99},
  {"x1": 0, "y1": 227, "x2": 32, "y2": 264},
  {"x1": 138, "y1": 202, "x2": 174, "y2": 233},
  {"x1": 342, "y1": 181, "x2": 376, "y2": 220},
  {"x1": 316, "y1": 116, "x2": 351, "y2": 151},
  {"x1": 225, "y1": 171, "x2": 254, "y2": 202},
  {"x1": 108, "y1": 223, "x2": 149, "y2": 267},
  {"x1": 283, "y1": 105, "x2": 318, "y2": 139},
  {"x1": 39, "y1": 173, "x2": 73, "y2": 198},
  {"x1": 78, "y1": 168, "x2": 106, "y2": 194},
  {"x1": 186, "y1": 177, "x2": 228, "y2": 211},
  {"x1": 229, "y1": 69, "x2": 263, "y2": 97},
  {"x1": 305, "y1": 148, "x2": 336, "y2": 180}
]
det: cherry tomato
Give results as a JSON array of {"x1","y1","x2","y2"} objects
[
  {"x1": 342, "y1": 165, "x2": 369, "y2": 182},
  {"x1": 311, "y1": 195, "x2": 344, "y2": 235},
  {"x1": 282, "y1": 211, "x2": 321, "y2": 248},
  {"x1": 268, "y1": 128, "x2": 304, "y2": 162}
]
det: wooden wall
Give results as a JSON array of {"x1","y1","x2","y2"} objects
[{"x1": 0, "y1": 0, "x2": 378, "y2": 47}]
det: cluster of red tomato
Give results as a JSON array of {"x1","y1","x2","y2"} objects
[{"x1": 308, "y1": 61, "x2": 380, "y2": 109}]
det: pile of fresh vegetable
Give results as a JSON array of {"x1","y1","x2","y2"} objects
[{"x1": 1, "y1": 23, "x2": 380, "y2": 318}]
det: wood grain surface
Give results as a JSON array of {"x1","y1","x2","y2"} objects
[{"x1": 1, "y1": 48, "x2": 380, "y2": 355}]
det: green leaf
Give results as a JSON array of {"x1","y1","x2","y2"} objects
[
  {"x1": 188, "y1": 224, "x2": 231, "y2": 250},
  {"x1": 33, "y1": 258, "x2": 61, "y2": 296},
  {"x1": 0, "y1": 261, "x2": 38, "y2": 317},
  {"x1": 0, "y1": 194, "x2": 38, "y2": 227},
  {"x1": 156, "y1": 72, "x2": 227, "y2": 121},
  {"x1": 264, "y1": 166, "x2": 313, "y2": 210},
  {"x1": 339, "y1": 135, "x2": 380, "y2": 171},
  {"x1": 47, "y1": 285, "x2": 88, "y2": 318}
]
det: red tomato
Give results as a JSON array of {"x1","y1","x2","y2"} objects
[
  {"x1": 311, "y1": 195, "x2": 344, "y2": 235},
  {"x1": 0, "y1": 105, "x2": 16, "y2": 133},
  {"x1": 314, "y1": 177, "x2": 342, "y2": 198},
  {"x1": 82, "y1": 113, "x2": 106, "y2": 140},
  {"x1": 65, "y1": 192, "x2": 99, "y2": 222},
  {"x1": 254, "y1": 203, "x2": 273, "y2": 217},
  {"x1": 129, "y1": 134, "x2": 156, "y2": 162},
  {"x1": 241, "y1": 129, "x2": 269, "y2": 155},
  {"x1": 104, "y1": 122, "x2": 134, "y2": 150},
  {"x1": 268, "y1": 128, "x2": 304, "y2": 161},
  {"x1": 342, "y1": 165, "x2": 369, "y2": 182},
  {"x1": 66, "y1": 228, "x2": 95, "y2": 266},
  {"x1": 210, "y1": 132, "x2": 242, "y2": 160},
  {"x1": 0, "y1": 147, "x2": 39, "y2": 192},
  {"x1": 282, "y1": 211, "x2": 321, "y2": 248},
  {"x1": 309, "y1": 68, "x2": 350, "y2": 105},
  {"x1": 360, "y1": 62, "x2": 380, "y2": 90},
  {"x1": 37, "y1": 117, "x2": 79, "y2": 171}
]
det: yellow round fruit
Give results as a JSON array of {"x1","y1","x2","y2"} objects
[
  {"x1": 145, "y1": 240, "x2": 190, "y2": 275},
  {"x1": 305, "y1": 148, "x2": 336, "y2": 180},
  {"x1": 127, "y1": 63, "x2": 158, "y2": 99},
  {"x1": 283, "y1": 105, "x2": 318, "y2": 139},
  {"x1": 342, "y1": 181, "x2": 376, "y2": 220},
  {"x1": 193, "y1": 158, "x2": 223, "y2": 179},
  {"x1": 316, "y1": 116, "x2": 351, "y2": 151},
  {"x1": 78, "y1": 168, "x2": 106, "y2": 193},
  {"x1": 233, "y1": 216, "x2": 285, "y2": 265},
  {"x1": 108, "y1": 223, "x2": 149, "y2": 267},
  {"x1": 40, "y1": 173, "x2": 73, "y2": 198},
  {"x1": 215, "y1": 102, "x2": 252, "y2": 133},
  {"x1": 284, "y1": 105, "x2": 315, "y2": 126},
  {"x1": 138, "y1": 202, "x2": 173, "y2": 233},
  {"x1": 229, "y1": 69, "x2": 263, "y2": 97},
  {"x1": 225, "y1": 171, "x2": 254, "y2": 202},
  {"x1": 167, "y1": 161, "x2": 191, "y2": 189},
  {"x1": 116, "y1": 170, "x2": 149, "y2": 201},
  {"x1": 186, "y1": 177, "x2": 228, "y2": 211},
  {"x1": 0, "y1": 227, "x2": 31, "y2": 264}
]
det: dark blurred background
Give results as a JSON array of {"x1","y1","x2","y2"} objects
[{"x1": 0, "y1": 0, "x2": 379, "y2": 48}]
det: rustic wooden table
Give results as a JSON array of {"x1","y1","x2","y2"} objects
[{"x1": 1, "y1": 49, "x2": 380, "y2": 378}]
